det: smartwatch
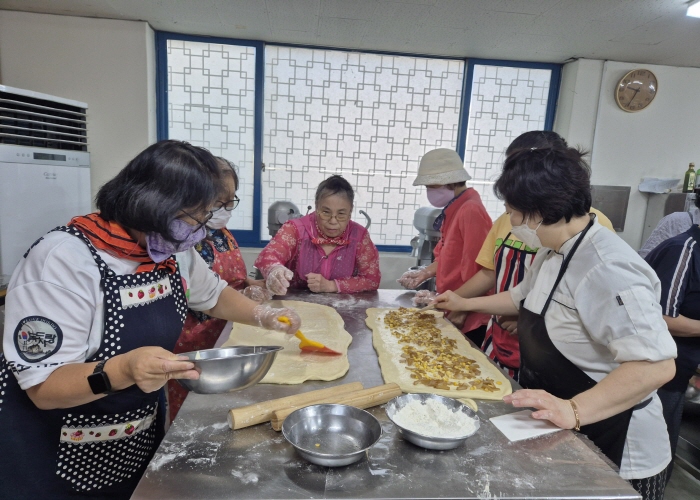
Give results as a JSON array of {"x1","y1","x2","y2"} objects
[{"x1": 88, "y1": 359, "x2": 114, "y2": 395}]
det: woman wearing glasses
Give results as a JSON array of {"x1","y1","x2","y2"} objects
[
  {"x1": 0, "y1": 140, "x2": 301, "y2": 500},
  {"x1": 255, "y1": 175, "x2": 381, "y2": 294},
  {"x1": 168, "y1": 157, "x2": 271, "y2": 422}
]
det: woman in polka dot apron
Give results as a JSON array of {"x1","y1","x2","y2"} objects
[
  {"x1": 0, "y1": 141, "x2": 301, "y2": 500},
  {"x1": 168, "y1": 158, "x2": 271, "y2": 422}
]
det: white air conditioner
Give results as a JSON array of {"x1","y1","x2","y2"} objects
[{"x1": 0, "y1": 85, "x2": 91, "y2": 276}]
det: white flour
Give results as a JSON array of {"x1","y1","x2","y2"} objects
[{"x1": 392, "y1": 399, "x2": 477, "y2": 438}]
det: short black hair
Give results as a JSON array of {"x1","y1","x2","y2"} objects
[
  {"x1": 315, "y1": 175, "x2": 354, "y2": 206},
  {"x1": 494, "y1": 147, "x2": 592, "y2": 225},
  {"x1": 506, "y1": 130, "x2": 568, "y2": 157},
  {"x1": 96, "y1": 140, "x2": 221, "y2": 242}
]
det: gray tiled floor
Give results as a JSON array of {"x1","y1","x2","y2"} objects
[{"x1": 664, "y1": 463, "x2": 700, "y2": 500}]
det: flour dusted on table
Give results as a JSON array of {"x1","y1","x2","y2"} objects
[{"x1": 392, "y1": 399, "x2": 477, "y2": 438}]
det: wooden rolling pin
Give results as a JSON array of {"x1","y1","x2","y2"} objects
[
  {"x1": 227, "y1": 382, "x2": 363, "y2": 430},
  {"x1": 270, "y1": 382, "x2": 402, "y2": 431}
]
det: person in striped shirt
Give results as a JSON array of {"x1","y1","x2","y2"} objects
[{"x1": 645, "y1": 224, "x2": 700, "y2": 482}]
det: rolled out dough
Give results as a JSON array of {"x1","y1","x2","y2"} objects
[
  {"x1": 366, "y1": 307, "x2": 512, "y2": 400},
  {"x1": 222, "y1": 300, "x2": 352, "y2": 384}
]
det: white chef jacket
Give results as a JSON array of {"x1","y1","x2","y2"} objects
[
  {"x1": 510, "y1": 220, "x2": 677, "y2": 480},
  {"x1": 3, "y1": 231, "x2": 227, "y2": 390}
]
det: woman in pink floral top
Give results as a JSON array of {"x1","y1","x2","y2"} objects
[{"x1": 255, "y1": 176, "x2": 381, "y2": 294}]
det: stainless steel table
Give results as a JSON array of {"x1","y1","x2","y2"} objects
[{"x1": 132, "y1": 290, "x2": 641, "y2": 499}]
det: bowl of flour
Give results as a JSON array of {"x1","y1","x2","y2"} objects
[{"x1": 385, "y1": 393, "x2": 480, "y2": 450}]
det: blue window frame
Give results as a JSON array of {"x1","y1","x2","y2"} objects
[
  {"x1": 457, "y1": 59, "x2": 562, "y2": 218},
  {"x1": 156, "y1": 32, "x2": 561, "y2": 251},
  {"x1": 156, "y1": 31, "x2": 264, "y2": 247}
]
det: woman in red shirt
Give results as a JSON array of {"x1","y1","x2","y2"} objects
[
  {"x1": 398, "y1": 149, "x2": 492, "y2": 346},
  {"x1": 255, "y1": 175, "x2": 381, "y2": 295}
]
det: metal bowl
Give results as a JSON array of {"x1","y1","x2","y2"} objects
[
  {"x1": 385, "y1": 393, "x2": 480, "y2": 450},
  {"x1": 177, "y1": 346, "x2": 282, "y2": 394},
  {"x1": 282, "y1": 404, "x2": 382, "y2": 467}
]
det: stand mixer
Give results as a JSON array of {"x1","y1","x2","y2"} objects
[{"x1": 407, "y1": 207, "x2": 441, "y2": 291}]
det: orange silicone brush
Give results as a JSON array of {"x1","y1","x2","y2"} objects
[{"x1": 277, "y1": 316, "x2": 342, "y2": 355}]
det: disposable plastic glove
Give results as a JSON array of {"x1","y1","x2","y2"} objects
[
  {"x1": 252, "y1": 304, "x2": 301, "y2": 334},
  {"x1": 412, "y1": 290, "x2": 437, "y2": 306},
  {"x1": 242, "y1": 285, "x2": 274, "y2": 304},
  {"x1": 397, "y1": 268, "x2": 431, "y2": 289},
  {"x1": 266, "y1": 265, "x2": 294, "y2": 295}
]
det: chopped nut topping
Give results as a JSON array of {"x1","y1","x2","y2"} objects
[{"x1": 383, "y1": 308, "x2": 499, "y2": 393}]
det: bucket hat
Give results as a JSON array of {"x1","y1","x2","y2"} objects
[{"x1": 413, "y1": 148, "x2": 471, "y2": 186}]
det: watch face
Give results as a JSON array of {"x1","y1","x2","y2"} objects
[
  {"x1": 88, "y1": 372, "x2": 110, "y2": 395},
  {"x1": 615, "y1": 69, "x2": 657, "y2": 112}
]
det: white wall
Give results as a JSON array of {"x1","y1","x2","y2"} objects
[
  {"x1": 589, "y1": 60, "x2": 700, "y2": 249},
  {"x1": 555, "y1": 58, "x2": 700, "y2": 249},
  {"x1": 554, "y1": 58, "x2": 604, "y2": 154},
  {"x1": 0, "y1": 10, "x2": 157, "y2": 203}
]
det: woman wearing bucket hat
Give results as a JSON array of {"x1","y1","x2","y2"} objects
[
  {"x1": 444, "y1": 131, "x2": 615, "y2": 382},
  {"x1": 398, "y1": 148, "x2": 492, "y2": 346}
]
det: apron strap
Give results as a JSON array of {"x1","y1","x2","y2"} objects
[
  {"x1": 52, "y1": 226, "x2": 115, "y2": 279},
  {"x1": 540, "y1": 216, "x2": 595, "y2": 316}
]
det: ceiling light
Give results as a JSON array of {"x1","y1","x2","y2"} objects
[{"x1": 688, "y1": 0, "x2": 700, "y2": 18}]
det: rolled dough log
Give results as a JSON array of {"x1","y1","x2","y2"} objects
[
  {"x1": 366, "y1": 307, "x2": 512, "y2": 400},
  {"x1": 222, "y1": 300, "x2": 352, "y2": 384}
]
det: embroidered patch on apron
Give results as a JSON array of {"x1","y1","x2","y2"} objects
[
  {"x1": 119, "y1": 276, "x2": 173, "y2": 308},
  {"x1": 13, "y1": 316, "x2": 63, "y2": 363},
  {"x1": 60, "y1": 408, "x2": 156, "y2": 444},
  {"x1": 56, "y1": 404, "x2": 158, "y2": 492}
]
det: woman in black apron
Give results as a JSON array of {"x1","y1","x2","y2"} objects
[
  {"x1": 0, "y1": 141, "x2": 301, "y2": 499},
  {"x1": 434, "y1": 146, "x2": 677, "y2": 500}
]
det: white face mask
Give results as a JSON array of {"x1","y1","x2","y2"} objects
[
  {"x1": 510, "y1": 216, "x2": 543, "y2": 249},
  {"x1": 206, "y1": 207, "x2": 232, "y2": 230}
]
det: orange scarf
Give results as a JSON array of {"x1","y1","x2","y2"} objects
[{"x1": 68, "y1": 213, "x2": 177, "y2": 274}]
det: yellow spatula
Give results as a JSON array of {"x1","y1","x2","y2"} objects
[{"x1": 278, "y1": 316, "x2": 341, "y2": 355}]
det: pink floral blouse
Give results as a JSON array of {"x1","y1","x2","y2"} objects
[{"x1": 255, "y1": 221, "x2": 381, "y2": 293}]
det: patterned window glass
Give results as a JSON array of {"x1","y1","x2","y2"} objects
[
  {"x1": 463, "y1": 65, "x2": 552, "y2": 219},
  {"x1": 167, "y1": 39, "x2": 256, "y2": 231},
  {"x1": 263, "y1": 45, "x2": 464, "y2": 246}
]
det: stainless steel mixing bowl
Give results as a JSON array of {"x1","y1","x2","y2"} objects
[
  {"x1": 177, "y1": 346, "x2": 282, "y2": 394},
  {"x1": 385, "y1": 393, "x2": 480, "y2": 450},
  {"x1": 282, "y1": 404, "x2": 382, "y2": 467}
]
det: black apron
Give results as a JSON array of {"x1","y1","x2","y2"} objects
[
  {"x1": 0, "y1": 226, "x2": 187, "y2": 499},
  {"x1": 518, "y1": 218, "x2": 646, "y2": 468}
]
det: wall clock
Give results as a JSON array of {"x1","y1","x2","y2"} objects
[{"x1": 615, "y1": 69, "x2": 658, "y2": 112}]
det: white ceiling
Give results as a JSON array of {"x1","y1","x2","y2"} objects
[{"x1": 2, "y1": 0, "x2": 700, "y2": 67}]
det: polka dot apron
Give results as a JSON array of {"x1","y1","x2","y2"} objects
[{"x1": 0, "y1": 226, "x2": 187, "y2": 499}]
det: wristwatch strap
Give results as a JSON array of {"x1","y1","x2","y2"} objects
[{"x1": 88, "y1": 359, "x2": 113, "y2": 395}]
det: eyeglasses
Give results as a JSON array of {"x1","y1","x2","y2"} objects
[
  {"x1": 317, "y1": 210, "x2": 350, "y2": 222},
  {"x1": 217, "y1": 195, "x2": 240, "y2": 211},
  {"x1": 180, "y1": 209, "x2": 213, "y2": 233}
]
